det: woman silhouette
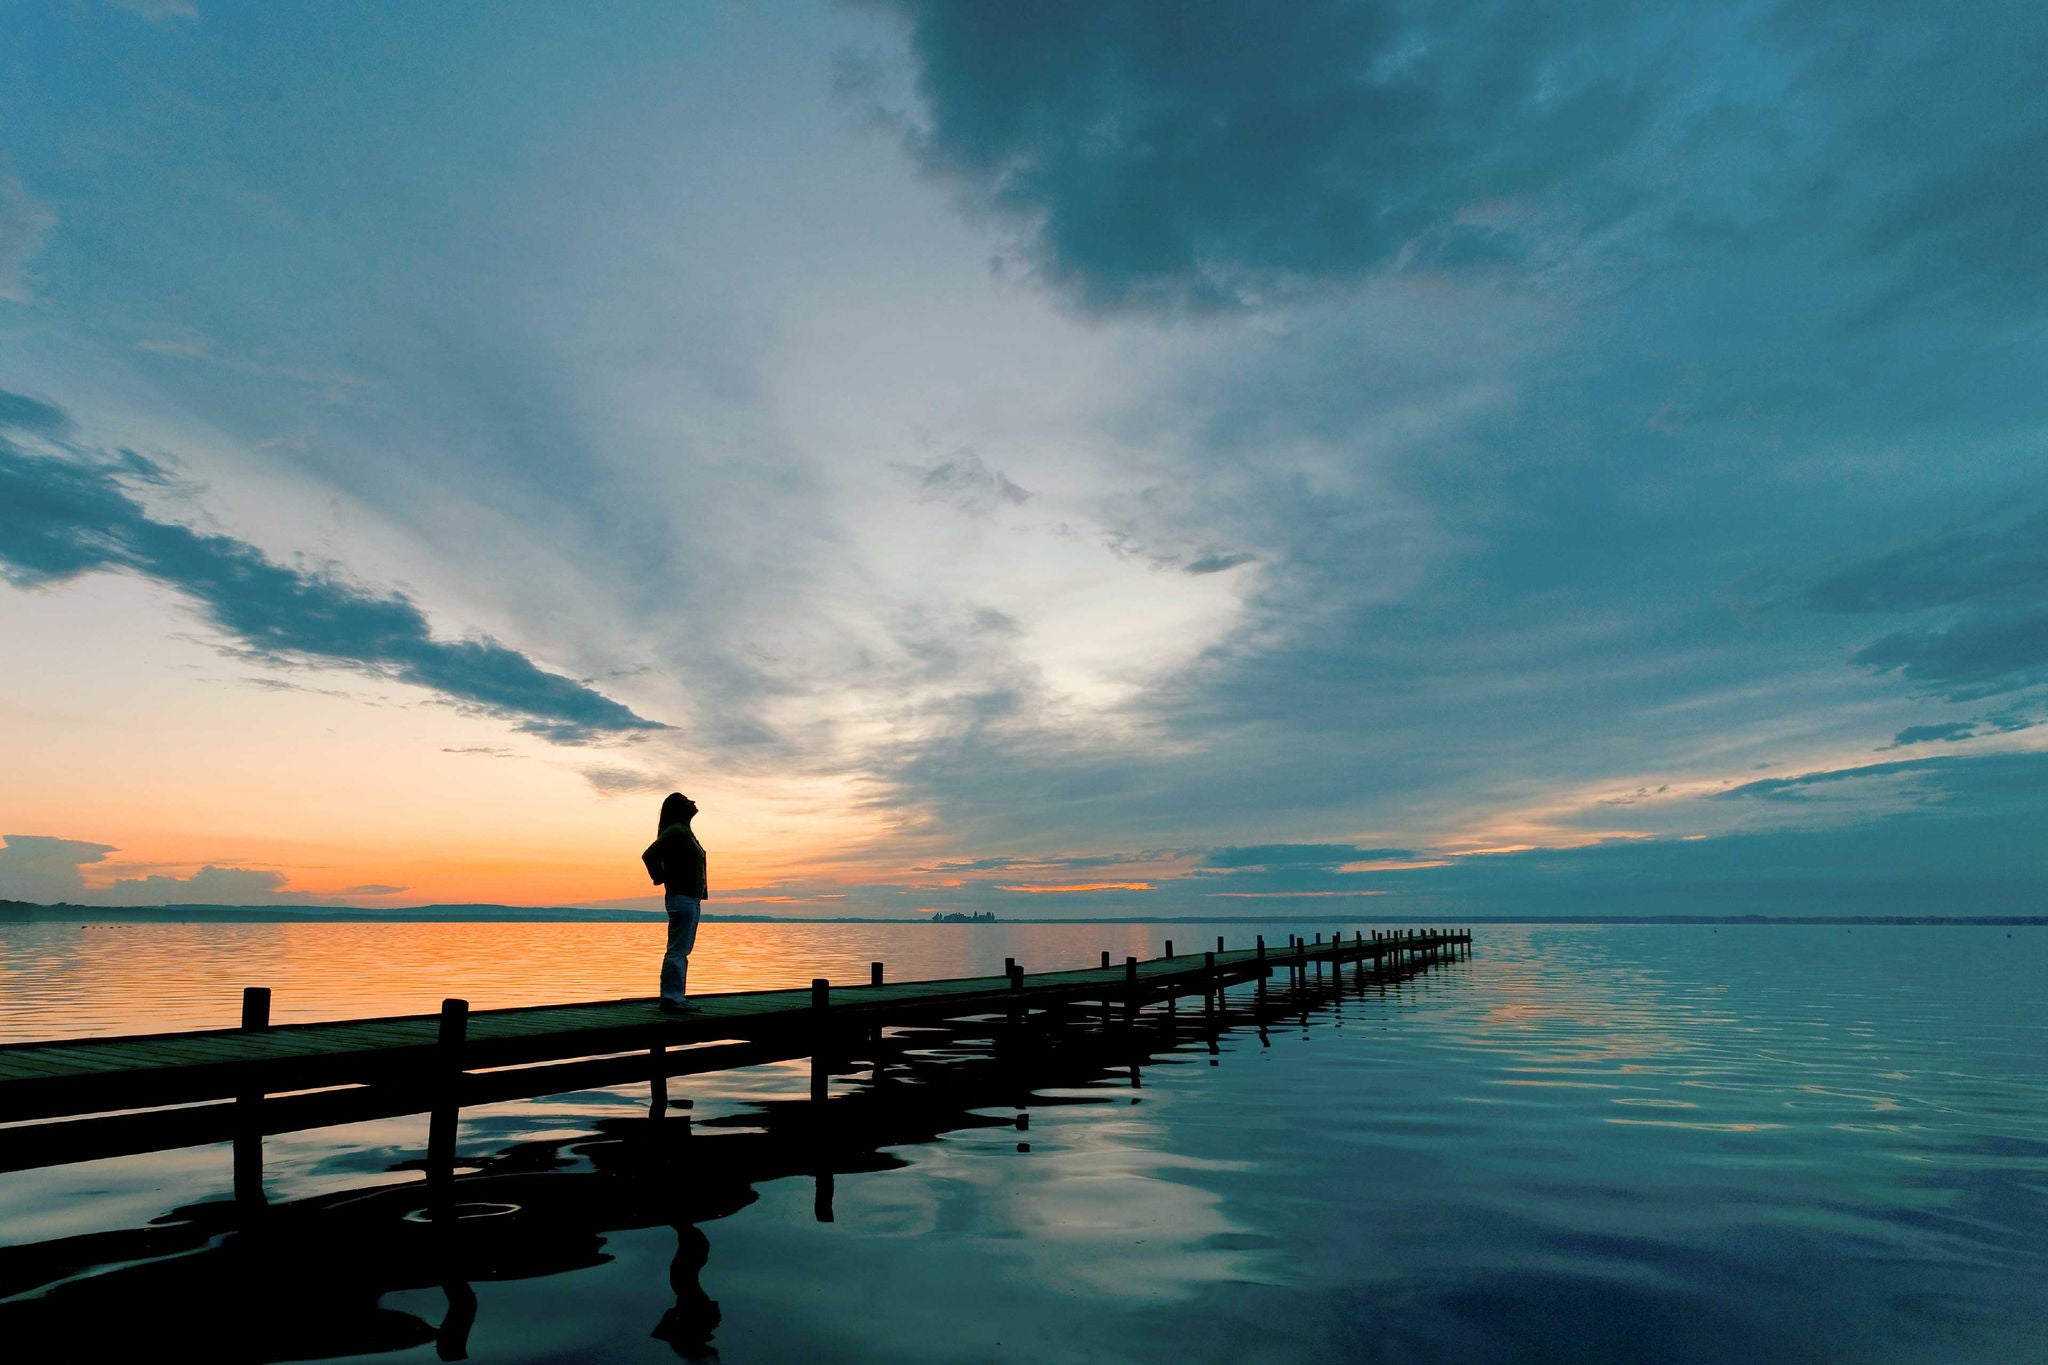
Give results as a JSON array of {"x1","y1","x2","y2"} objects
[{"x1": 642, "y1": 792, "x2": 708, "y2": 1013}]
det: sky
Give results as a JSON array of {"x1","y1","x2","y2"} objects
[{"x1": 1, "y1": 0, "x2": 2044, "y2": 918}]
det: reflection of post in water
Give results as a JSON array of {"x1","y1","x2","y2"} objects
[
  {"x1": 651, "y1": 1223, "x2": 721, "y2": 1358},
  {"x1": 435, "y1": 1270, "x2": 477, "y2": 1361}
]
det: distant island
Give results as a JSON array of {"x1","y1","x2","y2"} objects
[{"x1": 1, "y1": 899, "x2": 2042, "y2": 927}]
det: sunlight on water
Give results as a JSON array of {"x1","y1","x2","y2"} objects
[
  {"x1": 0, "y1": 919, "x2": 1288, "y2": 1038},
  {"x1": 1, "y1": 922, "x2": 2043, "y2": 1363}
]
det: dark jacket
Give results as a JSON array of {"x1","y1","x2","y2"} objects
[{"x1": 642, "y1": 824, "x2": 708, "y2": 900}]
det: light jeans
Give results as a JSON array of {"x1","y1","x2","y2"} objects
[{"x1": 661, "y1": 893, "x2": 703, "y2": 1003}]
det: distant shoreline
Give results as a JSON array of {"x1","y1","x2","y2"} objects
[{"x1": 2, "y1": 900, "x2": 2042, "y2": 927}]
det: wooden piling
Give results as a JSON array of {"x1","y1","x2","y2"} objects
[
  {"x1": 426, "y1": 997, "x2": 468, "y2": 1200},
  {"x1": 233, "y1": 987, "x2": 270, "y2": 1211},
  {"x1": 810, "y1": 979, "x2": 829, "y2": 1104},
  {"x1": 871, "y1": 961, "x2": 884, "y2": 986}
]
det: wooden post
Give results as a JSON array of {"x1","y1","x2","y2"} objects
[
  {"x1": 427, "y1": 997, "x2": 469, "y2": 1202},
  {"x1": 1100, "y1": 950, "x2": 1111, "y2": 970},
  {"x1": 233, "y1": 986, "x2": 270, "y2": 1212},
  {"x1": 1204, "y1": 951, "x2": 1217, "y2": 1018},
  {"x1": 650, "y1": 1042, "x2": 667, "y2": 1118},
  {"x1": 1124, "y1": 956, "x2": 1139, "y2": 1023},
  {"x1": 1165, "y1": 939, "x2": 1173, "y2": 959},
  {"x1": 1004, "y1": 956, "x2": 1016, "y2": 977},
  {"x1": 868, "y1": 961, "x2": 886, "y2": 1056},
  {"x1": 809, "y1": 982, "x2": 834, "y2": 1223},
  {"x1": 1216, "y1": 935, "x2": 1225, "y2": 953},
  {"x1": 810, "y1": 979, "x2": 830, "y2": 1105}
]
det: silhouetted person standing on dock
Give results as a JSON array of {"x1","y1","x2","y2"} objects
[{"x1": 643, "y1": 792, "x2": 708, "y2": 1013}]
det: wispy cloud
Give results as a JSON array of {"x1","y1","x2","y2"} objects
[
  {"x1": 898, "y1": 450, "x2": 1032, "y2": 515},
  {"x1": 110, "y1": 0, "x2": 200, "y2": 22},
  {"x1": 0, "y1": 399, "x2": 667, "y2": 744},
  {"x1": 581, "y1": 767, "x2": 674, "y2": 795},
  {"x1": 1812, "y1": 508, "x2": 2048, "y2": 700},
  {"x1": 0, "y1": 173, "x2": 56, "y2": 304}
]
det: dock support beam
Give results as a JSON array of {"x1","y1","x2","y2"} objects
[
  {"x1": 427, "y1": 997, "x2": 469, "y2": 1204},
  {"x1": 810, "y1": 979, "x2": 830, "y2": 1105},
  {"x1": 233, "y1": 986, "x2": 270, "y2": 1213}
]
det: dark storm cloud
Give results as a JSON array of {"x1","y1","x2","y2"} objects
[
  {"x1": 917, "y1": 851, "x2": 1151, "y2": 873},
  {"x1": 875, "y1": 0, "x2": 1653, "y2": 313},
  {"x1": 0, "y1": 414, "x2": 666, "y2": 744},
  {"x1": 1715, "y1": 754, "x2": 1986, "y2": 803},
  {"x1": 1183, "y1": 552, "x2": 1255, "y2": 575},
  {"x1": 1773, "y1": 0, "x2": 2048, "y2": 320},
  {"x1": 1811, "y1": 509, "x2": 2048, "y2": 700},
  {"x1": 1807, "y1": 510, "x2": 2048, "y2": 614},
  {"x1": 1890, "y1": 722, "x2": 1977, "y2": 747},
  {"x1": 876, "y1": 1, "x2": 2048, "y2": 321},
  {"x1": 0, "y1": 389, "x2": 70, "y2": 437}
]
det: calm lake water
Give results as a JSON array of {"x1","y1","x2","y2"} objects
[{"x1": 1, "y1": 921, "x2": 2044, "y2": 1364}]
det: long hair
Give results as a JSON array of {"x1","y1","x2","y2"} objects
[{"x1": 658, "y1": 791, "x2": 692, "y2": 832}]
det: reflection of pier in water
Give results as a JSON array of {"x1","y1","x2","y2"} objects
[{"x1": 0, "y1": 930, "x2": 1470, "y2": 1359}]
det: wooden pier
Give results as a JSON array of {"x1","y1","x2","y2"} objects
[
  {"x1": 0, "y1": 932, "x2": 1473, "y2": 1358},
  {"x1": 0, "y1": 928, "x2": 1471, "y2": 1181}
]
